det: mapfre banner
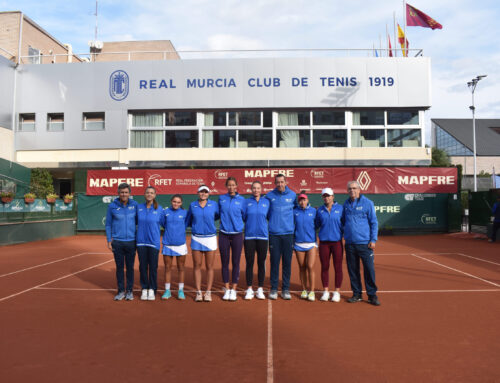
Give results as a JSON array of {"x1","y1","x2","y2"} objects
[{"x1": 86, "y1": 167, "x2": 457, "y2": 195}]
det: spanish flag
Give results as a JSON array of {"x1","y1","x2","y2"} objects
[
  {"x1": 406, "y1": 3, "x2": 443, "y2": 30},
  {"x1": 397, "y1": 24, "x2": 408, "y2": 57}
]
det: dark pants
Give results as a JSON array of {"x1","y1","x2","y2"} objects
[
  {"x1": 137, "y1": 246, "x2": 159, "y2": 291},
  {"x1": 112, "y1": 240, "x2": 136, "y2": 293},
  {"x1": 269, "y1": 234, "x2": 294, "y2": 291},
  {"x1": 345, "y1": 243, "x2": 378, "y2": 297},
  {"x1": 492, "y1": 221, "x2": 500, "y2": 242},
  {"x1": 319, "y1": 241, "x2": 344, "y2": 289},
  {"x1": 244, "y1": 239, "x2": 268, "y2": 287},
  {"x1": 219, "y1": 232, "x2": 244, "y2": 284}
]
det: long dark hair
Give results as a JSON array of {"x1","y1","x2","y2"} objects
[
  {"x1": 145, "y1": 186, "x2": 158, "y2": 209},
  {"x1": 171, "y1": 194, "x2": 183, "y2": 208}
]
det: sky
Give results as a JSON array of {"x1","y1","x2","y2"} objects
[{"x1": 2, "y1": 0, "x2": 500, "y2": 143}]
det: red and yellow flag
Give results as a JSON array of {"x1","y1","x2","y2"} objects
[
  {"x1": 406, "y1": 3, "x2": 443, "y2": 30},
  {"x1": 388, "y1": 34, "x2": 393, "y2": 57},
  {"x1": 397, "y1": 24, "x2": 409, "y2": 57}
]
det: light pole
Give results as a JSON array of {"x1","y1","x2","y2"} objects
[{"x1": 467, "y1": 75, "x2": 487, "y2": 192}]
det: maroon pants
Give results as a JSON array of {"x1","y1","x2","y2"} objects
[{"x1": 319, "y1": 241, "x2": 343, "y2": 289}]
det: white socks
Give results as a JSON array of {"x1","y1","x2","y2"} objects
[
  {"x1": 165, "y1": 283, "x2": 171, "y2": 290},
  {"x1": 179, "y1": 283, "x2": 184, "y2": 290}
]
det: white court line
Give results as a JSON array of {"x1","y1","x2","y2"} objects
[
  {"x1": 376, "y1": 252, "x2": 459, "y2": 256},
  {"x1": 0, "y1": 252, "x2": 109, "y2": 278},
  {"x1": 410, "y1": 253, "x2": 500, "y2": 288},
  {"x1": 0, "y1": 259, "x2": 114, "y2": 302},
  {"x1": 33, "y1": 287, "x2": 500, "y2": 293},
  {"x1": 267, "y1": 299, "x2": 273, "y2": 383},
  {"x1": 456, "y1": 253, "x2": 500, "y2": 267}
]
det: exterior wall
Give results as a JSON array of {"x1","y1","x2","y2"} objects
[
  {"x1": 16, "y1": 147, "x2": 431, "y2": 168},
  {"x1": 0, "y1": 55, "x2": 14, "y2": 129},
  {"x1": 93, "y1": 40, "x2": 180, "y2": 62},
  {"x1": 0, "y1": 127, "x2": 14, "y2": 161},
  {"x1": 450, "y1": 156, "x2": 500, "y2": 175},
  {"x1": 0, "y1": 12, "x2": 20, "y2": 61}
]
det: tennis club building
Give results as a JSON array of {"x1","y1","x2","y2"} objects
[{"x1": 0, "y1": 54, "x2": 431, "y2": 176}]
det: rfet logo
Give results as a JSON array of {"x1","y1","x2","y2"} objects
[
  {"x1": 214, "y1": 170, "x2": 229, "y2": 180},
  {"x1": 109, "y1": 70, "x2": 129, "y2": 101},
  {"x1": 356, "y1": 171, "x2": 372, "y2": 190},
  {"x1": 310, "y1": 169, "x2": 325, "y2": 179},
  {"x1": 148, "y1": 174, "x2": 172, "y2": 186}
]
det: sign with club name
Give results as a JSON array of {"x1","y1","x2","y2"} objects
[{"x1": 86, "y1": 167, "x2": 457, "y2": 195}]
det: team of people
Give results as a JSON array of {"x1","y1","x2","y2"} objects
[{"x1": 105, "y1": 174, "x2": 381, "y2": 306}]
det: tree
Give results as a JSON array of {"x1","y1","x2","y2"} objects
[
  {"x1": 30, "y1": 168, "x2": 55, "y2": 198},
  {"x1": 431, "y1": 147, "x2": 451, "y2": 167}
]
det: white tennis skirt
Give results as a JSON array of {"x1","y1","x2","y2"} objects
[
  {"x1": 294, "y1": 242, "x2": 318, "y2": 252},
  {"x1": 162, "y1": 243, "x2": 188, "y2": 256},
  {"x1": 191, "y1": 235, "x2": 218, "y2": 252}
]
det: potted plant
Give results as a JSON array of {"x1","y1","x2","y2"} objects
[
  {"x1": 24, "y1": 192, "x2": 36, "y2": 204},
  {"x1": 46, "y1": 193, "x2": 58, "y2": 204},
  {"x1": 63, "y1": 193, "x2": 74, "y2": 204},
  {"x1": 1, "y1": 191, "x2": 14, "y2": 204}
]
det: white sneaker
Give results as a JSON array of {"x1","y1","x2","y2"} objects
[
  {"x1": 320, "y1": 291, "x2": 330, "y2": 301},
  {"x1": 222, "y1": 289, "x2": 231, "y2": 301},
  {"x1": 245, "y1": 288, "x2": 254, "y2": 300},
  {"x1": 307, "y1": 291, "x2": 315, "y2": 302},
  {"x1": 332, "y1": 291, "x2": 341, "y2": 302},
  {"x1": 229, "y1": 289, "x2": 237, "y2": 301},
  {"x1": 140, "y1": 289, "x2": 148, "y2": 300},
  {"x1": 148, "y1": 289, "x2": 155, "y2": 301},
  {"x1": 256, "y1": 287, "x2": 266, "y2": 300}
]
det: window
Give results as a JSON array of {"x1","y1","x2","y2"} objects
[
  {"x1": 166, "y1": 111, "x2": 196, "y2": 126},
  {"x1": 353, "y1": 110, "x2": 384, "y2": 125},
  {"x1": 165, "y1": 130, "x2": 198, "y2": 148},
  {"x1": 277, "y1": 130, "x2": 310, "y2": 148},
  {"x1": 229, "y1": 111, "x2": 261, "y2": 126},
  {"x1": 47, "y1": 113, "x2": 64, "y2": 132},
  {"x1": 132, "y1": 113, "x2": 163, "y2": 127},
  {"x1": 435, "y1": 126, "x2": 472, "y2": 156},
  {"x1": 204, "y1": 112, "x2": 227, "y2": 126},
  {"x1": 277, "y1": 111, "x2": 310, "y2": 126},
  {"x1": 28, "y1": 46, "x2": 40, "y2": 64},
  {"x1": 83, "y1": 112, "x2": 105, "y2": 131},
  {"x1": 238, "y1": 130, "x2": 272, "y2": 147},
  {"x1": 387, "y1": 129, "x2": 421, "y2": 147},
  {"x1": 313, "y1": 130, "x2": 347, "y2": 147},
  {"x1": 203, "y1": 130, "x2": 236, "y2": 148},
  {"x1": 387, "y1": 110, "x2": 419, "y2": 125},
  {"x1": 18, "y1": 113, "x2": 35, "y2": 132},
  {"x1": 313, "y1": 111, "x2": 345, "y2": 125},
  {"x1": 352, "y1": 129, "x2": 385, "y2": 147},
  {"x1": 131, "y1": 131, "x2": 163, "y2": 148}
]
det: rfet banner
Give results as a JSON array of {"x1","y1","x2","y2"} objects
[{"x1": 86, "y1": 167, "x2": 458, "y2": 195}]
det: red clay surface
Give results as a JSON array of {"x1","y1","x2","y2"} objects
[{"x1": 1, "y1": 234, "x2": 499, "y2": 383}]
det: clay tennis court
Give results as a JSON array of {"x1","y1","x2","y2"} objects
[{"x1": 1, "y1": 234, "x2": 499, "y2": 383}]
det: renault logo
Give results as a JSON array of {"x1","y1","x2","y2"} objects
[{"x1": 356, "y1": 171, "x2": 372, "y2": 190}]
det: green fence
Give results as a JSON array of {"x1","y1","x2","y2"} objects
[
  {"x1": 78, "y1": 193, "x2": 456, "y2": 233},
  {"x1": 0, "y1": 158, "x2": 31, "y2": 197},
  {"x1": 469, "y1": 190, "x2": 499, "y2": 226}
]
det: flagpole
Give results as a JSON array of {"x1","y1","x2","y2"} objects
[
  {"x1": 403, "y1": 0, "x2": 407, "y2": 57},
  {"x1": 379, "y1": 33, "x2": 382, "y2": 57},
  {"x1": 393, "y1": 11, "x2": 397, "y2": 57},
  {"x1": 386, "y1": 24, "x2": 389, "y2": 56}
]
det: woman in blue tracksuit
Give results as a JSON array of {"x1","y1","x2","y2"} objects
[
  {"x1": 136, "y1": 186, "x2": 164, "y2": 301},
  {"x1": 186, "y1": 185, "x2": 220, "y2": 302},
  {"x1": 161, "y1": 194, "x2": 187, "y2": 300},
  {"x1": 105, "y1": 182, "x2": 138, "y2": 301},
  {"x1": 243, "y1": 180, "x2": 270, "y2": 300},
  {"x1": 219, "y1": 176, "x2": 246, "y2": 301},
  {"x1": 293, "y1": 192, "x2": 317, "y2": 302}
]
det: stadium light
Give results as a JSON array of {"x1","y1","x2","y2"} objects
[{"x1": 467, "y1": 75, "x2": 487, "y2": 192}]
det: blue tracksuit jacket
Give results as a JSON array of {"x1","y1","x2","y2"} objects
[
  {"x1": 105, "y1": 198, "x2": 138, "y2": 242},
  {"x1": 265, "y1": 186, "x2": 297, "y2": 235},
  {"x1": 136, "y1": 203, "x2": 164, "y2": 249},
  {"x1": 186, "y1": 200, "x2": 220, "y2": 236},
  {"x1": 218, "y1": 193, "x2": 246, "y2": 234},
  {"x1": 342, "y1": 195, "x2": 378, "y2": 244},
  {"x1": 161, "y1": 206, "x2": 187, "y2": 246},
  {"x1": 293, "y1": 205, "x2": 317, "y2": 243},
  {"x1": 315, "y1": 203, "x2": 344, "y2": 242},
  {"x1": 243, "y1": 196, "x2": 270, "y2": 240},
  {"x1": 493, "y1": 202, "x2": 500, "y2": 223}
]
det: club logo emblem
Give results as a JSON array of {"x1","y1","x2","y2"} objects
[{"x1": 109, "y1": 70, "x2": 129, "y2": 101}]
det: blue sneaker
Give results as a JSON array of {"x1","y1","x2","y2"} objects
[
  {"x1": 177, "y1": 290, "x2": 185, "y2": 300},
  {"x1": 114, "y1": 291, "x2": 125, "y2": 301},
  {"x1": 162, "y1": 289, "x2": 171, "y2": 300},
  {"x1": 125, "y1": 291, "x2": 134, "y2": 301}
]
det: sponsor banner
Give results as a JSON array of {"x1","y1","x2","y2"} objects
[
  {"x1": 1, "y1": 199, "x2": 27, "y2": 213},
  {"x1": 28, "y1": 199, "x2": 51, "y2": 212},
  {"x1": 86, "y1": 167, "x2": 457, "y2": 196},
  {"x1": 55, "y1": 200, "x2": 73, "y2": 211}
]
